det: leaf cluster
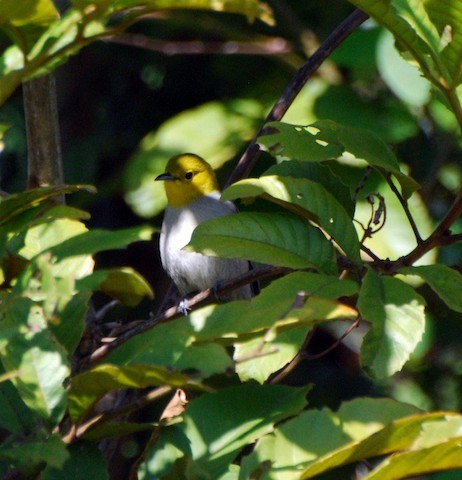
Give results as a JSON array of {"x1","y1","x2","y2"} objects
[{"x1": 1, "y1": 1, "x2": 462, "y2": 479}]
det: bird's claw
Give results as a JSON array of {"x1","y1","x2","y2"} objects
[{"x1": 178, "y1": 299, "x2": 190, "y2": 316}]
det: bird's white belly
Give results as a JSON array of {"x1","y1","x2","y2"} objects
[{"x1": 159, "y1": 195, "x2": 250, "y2": 298}]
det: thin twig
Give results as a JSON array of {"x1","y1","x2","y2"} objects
[
  {"x1": 106, "y1": 34, "x2": 292, "y2": 55},
  {"x1": 377, "y1": 191, "x2": 462, "y2": 271},
  {"x1": 269, "y1": 317, "x2": 360, "y2": 384},
  {"x1": 269, "y1": 328, "x2": 315, "y2": 384},
  {"x1": 75, "y1": 386, "x2": 173, "y2": 439},
  {"x1": 385, "y1": 174, "x2": 422, "y2": 244}
]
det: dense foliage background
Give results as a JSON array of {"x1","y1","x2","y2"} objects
[{"x1": 0, "y1": 0, "x2": 462, "y2": 479}]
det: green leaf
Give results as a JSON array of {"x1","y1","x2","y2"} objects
[
  {"x1": 234, "y1": 329, "x2": 306, "y2": 384},
  {"x1": 347, "y1": 0, "x2": 440, "y2": 83},
  {"x1": 0, "y1": 0, "x2": 58, "y2": 29},
  {"x1": 222, "y1": 175, "x2": 361, "y2": 264},
  {"x1": 42, "y1": 441, "x2": 108, "y2": 480},
  {"x1": 233, "y1": 272, "x2": 358, "y2": 383},
  {"x1": 105, "y1": 315, "x2": 233, "y2": 378},
  {"x1": 195, "y1": 277, "x2": 357, "y2": 343},
  {"x1": 68, "y1": 364, "x2": 204, "y2": 422},
  {"x1": 358, "y1": 269, "x2": 426, "y2": 378},
  {"x1": 48, "y1": 291, "x2": 90, "y2": 356},
  {"x1": 0, "y1": 0, "x2": 59, "y2": 51},
  {"x1": 260, "y1": 121, "x2": 344, "y2": 161},
  {"x1": 0, "y1": 433, "x2": 69, "y2": 472},
  {"x1": 47, "y1": 225, "x2": 155, "y2": 259},
  {"x1": 186, "y1": 212, "x2": 338, "y2": 274},
  {"x1": 259, "y1": 120, "x2": 419, "y2": 198},
  {"x1": 400, "y1": 265, "x2": 462, "y2": 313},
  {"x1": 0, "y1": 185, "x2": 95, "y2": 226},
  {"x1": 363, "y1": 438, "x2": 462, "y2": 479},
  {"x1": 138, "y1": 384, "x2": 309, "y2": 480},
  {"x1": 425, "y1": 0, "x2": 462, "y2": 88},
  {"x1": 0, "y1": 298, "x2": 69, "y2": 423},
  {"x1": 0, "y1": 379, "x2": 39, "y2": 435},
  {"x1": 300, "y1": 412, "x2": 462, "y2": 479},
  {"x1": 78, "y1": 267, "x2": 154, "y2": 306},
  {"x1": 240, "y1": 397, "x2": 420, "y2": 480},
  {"x1": 377, "y1": 29, "x2": 431, "y2": 107},
  {"x1": 72, "y1": 0, "x2": 274, "y2": 26},
  {"x1": 106, "y1": 274, "x2": 357, "y2": 382},
  {"x1": 17, "y1": 219, "x2": 94, "y2": 280},
  {"x1": 124, "y1": 99, "x2": 264, "y2": 217},
  {"x1": 263, "y1": 160, "x2": 355, "y2": 216}
]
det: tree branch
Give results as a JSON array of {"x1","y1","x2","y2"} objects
[
  {"x1": 225, "y1": 8, "x2": 369, "y2": 187},
  {"x1": 106, "y1": 34, "x2": 292, "y2": 56},
  {"x1": 385, "y1": 174, "x2": 422, "y2": 244},
  {"x1": 87, "y1": 265, "x2": 291, "y2": 368},
  {"x1": 23, "y1": 74, "x2": 64, "y2": 194},
  {"x1": 375, "y1": 191, "x2": 462, "y2": 272}
]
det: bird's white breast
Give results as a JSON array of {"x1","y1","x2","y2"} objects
[{"x1": 160, "y1": 193, "x2": 250, "y2": 298}]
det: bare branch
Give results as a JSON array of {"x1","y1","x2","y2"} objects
[
  {"x1": 374, "y1": 191, "x2": 462, "y2": 272},
  {"x1": 225, "y1": 8, "x2": 369, "y2": 187},
  {"x1": 23, "y1": 74, "x2": 64, "y2": 197},
  {"x1": 106, "y1": 34, "x2": 292, "y2": 56}
]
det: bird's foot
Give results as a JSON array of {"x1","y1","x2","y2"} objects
[
  {"x1": 211, "y1": 280, "x2": 226, "y2": 303},
  {"x1": 178, "y1": 298, "x2": 190, "y2": 315}
]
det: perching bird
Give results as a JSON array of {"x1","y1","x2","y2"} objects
[{"x1": 155, "y1": 153, "x2": 252, "y2": 304}]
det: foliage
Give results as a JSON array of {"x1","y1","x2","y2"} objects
[{"x1": 1, "y1": 0, "x2": 462, "y2": 479}]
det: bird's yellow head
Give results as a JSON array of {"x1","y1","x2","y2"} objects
[{"x1": 155, "y1": 153, "x2": 220, "y2": 208}]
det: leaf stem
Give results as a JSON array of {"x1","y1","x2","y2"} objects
[{"x1": 385, "y1": 174, "x2": 422, "y2": 244}]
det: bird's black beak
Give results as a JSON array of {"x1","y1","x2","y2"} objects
[{"x1": 155, "y1": 172, "x2": 176, "y2": 181}]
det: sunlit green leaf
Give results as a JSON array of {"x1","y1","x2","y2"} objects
[
  {"x1": 18, "y1": 218, "x2": 94, "y2": 279},
  {"x1": 187, "y1": 212, "x2": 338, "y2": 274},
  {"x1": 78, "y1": 267, "x2": 154, "y2": 306},
  {"x1": 377, "y1": 29, "x2": 431, "y2": 107},
  {"x1": 347, "y1": 0, "x2": 439, "y2": 83},
  {"x1": 105, "y1": 315, "x2": 233, "y2": 377},
  {"x1": 259, "y1": 120, "x2": 419, "y2": 198},
  {"x1": 240, "y1": 397, "x2": 420, "y2": 480},
  {"x1": 0, "y1": 0, "x2": 59, "y2": 50},
  {"x1": 234, "y1": 272, "x2": 358, "y2": 383},
  {"x1": 358, "y1": 269, "x2": 426, "y2": 379},
  {"x1": 138, "y1": 384, "x2": 309, "y2": 479},
  {"x1": 0, "y1": 299, "x2": 69, "y2": 423},
  {"x1": 46, "y1": 225, "x2": 154, "y2": 260},
  {"x1": 222, "y1": 175, "x2": 361, "y2": 263},
  {"x1": 425, "y1": 0, "x2": 462, "y2": 87},
  {"x1": 68, "y1": 364, "x2": 204, "y2": 422},
  {"x1": 400, "y1": 264, "x2": 462, "y2": 313},
  {"x1": 0, "y1": 185, "x2": 95, "y2": 226},
  {"x1": 262, "y1": 160, "x2": 355, "y2": 216}
]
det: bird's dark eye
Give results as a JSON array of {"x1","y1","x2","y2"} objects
[{"x1": 184, "y1": 171, "x2": 194, "y2": 180}]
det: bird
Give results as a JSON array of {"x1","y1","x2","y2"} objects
[{"x1": 155, "y1": 153, "x2": 252, "y2": 308}]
